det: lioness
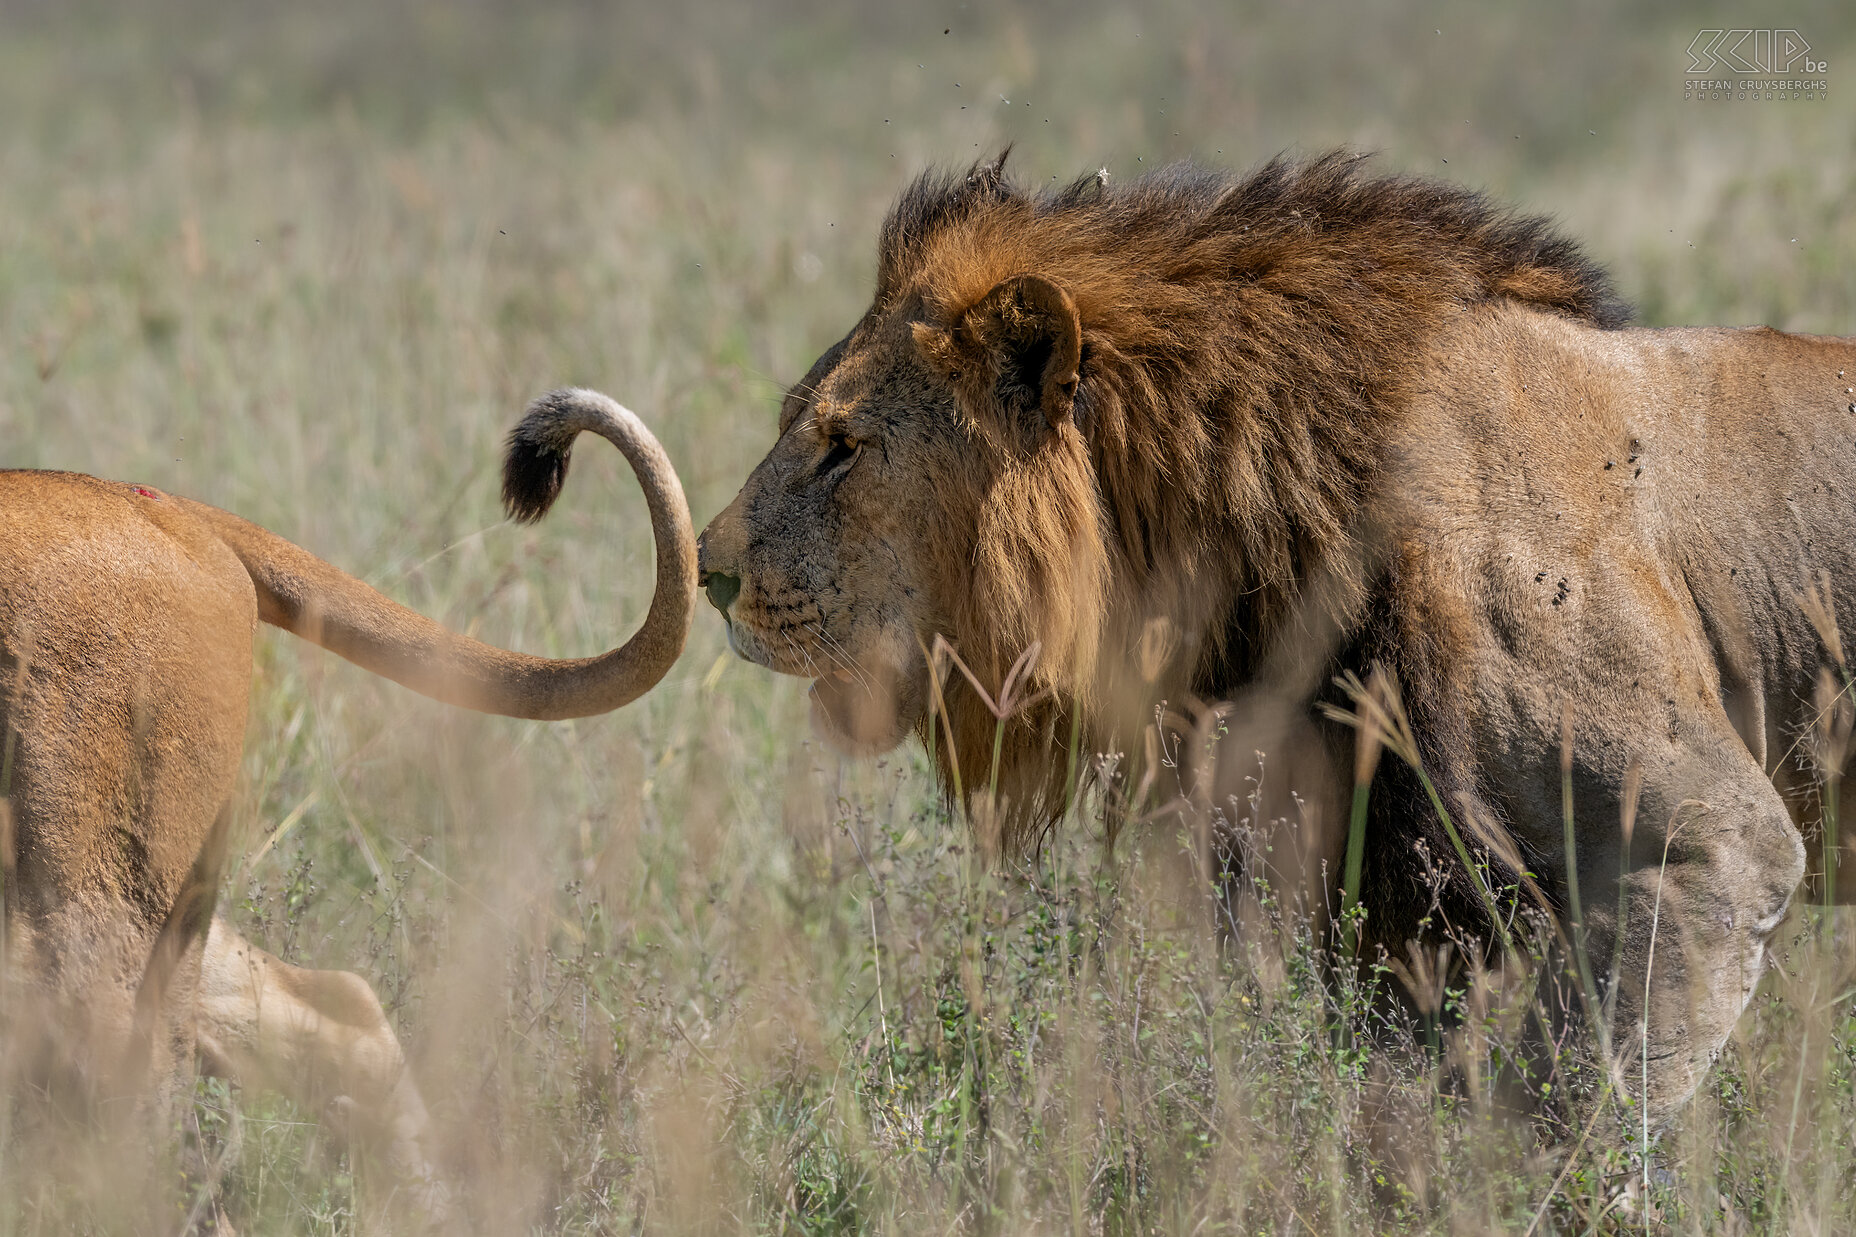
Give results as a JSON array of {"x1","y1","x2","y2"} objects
[
  {"x1": 0, "y1": 389, "x2": 694, "y2": 1204},
  {"x1": 696, "y1": 151, "x2": 1856, "y2": 1126}
]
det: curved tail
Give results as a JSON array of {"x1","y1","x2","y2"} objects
[{"x1": 180, "y1": 389, "x2": 696, "y2": 720}]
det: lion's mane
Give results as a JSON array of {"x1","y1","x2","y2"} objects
[{"x1": 884, "y1": 150, "x2": 1628, "y2": 849}]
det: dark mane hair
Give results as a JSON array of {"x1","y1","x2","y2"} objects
[
  {"x1": 873, "y1": 149, "x2": 1627, "y2": 865},
  {"x1": 881, "y1": 148, "x2": 1626, "y2": 327}
]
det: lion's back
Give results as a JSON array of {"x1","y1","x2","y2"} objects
[{"x1": 0, "y1": 469, "x2": 255, "y2": 636}]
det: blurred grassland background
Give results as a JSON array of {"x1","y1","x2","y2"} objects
[{"x1": 2, "y1": 0, "x2": 1854, "y2": 1232}]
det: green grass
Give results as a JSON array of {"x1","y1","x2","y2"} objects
[{"x1": 2, "y1": 2, "x2": 1855, "y2": 1231}]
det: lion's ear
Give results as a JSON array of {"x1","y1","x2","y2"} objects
[{"x1": 945, "y1": 274, "x2": 1082, "y2": 433}]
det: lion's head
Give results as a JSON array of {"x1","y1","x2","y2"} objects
[{"x1": 697, "y1": 149, "x2": 1624, "y2": 841}]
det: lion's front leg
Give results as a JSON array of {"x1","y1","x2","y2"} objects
[
  {"x1": 1590, "y1": 742, "x2": 1804, "y2": 1130},
  {"x1": 195, "y1": 917, "x2": 450, "y2": 1220}
]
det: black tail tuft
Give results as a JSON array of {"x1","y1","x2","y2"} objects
[{"x1": 501, "y1": 391, "x2": 579, "y2": 523}]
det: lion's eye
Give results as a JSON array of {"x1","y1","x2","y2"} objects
[{"x1": 819, "y1": 433, "x2": 861, "y2": 475}]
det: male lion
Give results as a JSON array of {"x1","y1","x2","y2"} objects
[
  {"x1": 0, "y1": 389, "x2": 694, "y2": 1207},
  {"x1": 696, "y1": 150, "x2": 1856, "y2": 1127}
]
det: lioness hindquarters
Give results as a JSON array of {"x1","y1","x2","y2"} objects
[
  {"x1": 0, "y1": 474, "x2": 254, "y2": 1150},
  {"x1": 2, "y1": 392, "x2": 692, "y2": 1221}
]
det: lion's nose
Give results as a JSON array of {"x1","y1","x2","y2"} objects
[
  {"x1": 696, "y1": 527, "x2": 742, "y2": 616},
  {"x1": 703, "y1": 570, "x2": 742, "y2": 616}
]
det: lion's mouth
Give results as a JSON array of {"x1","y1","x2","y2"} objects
[
  {"x1": 721, "y1": 618, "x2": 755, "y2": 664},
  {"x1": 720, "y1": 614, "x2": 924, "y2": 755},
  {"x1": 721, "y1": 616, "x2": 808, "y2": 676}
]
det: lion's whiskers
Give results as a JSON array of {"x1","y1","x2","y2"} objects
[{"x1": 804, "y1": 622, "x2": 879, "y2": 695}]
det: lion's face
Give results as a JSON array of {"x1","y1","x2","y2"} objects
[
  {"x1": 697, "y1": 311, "x2": 956, "y2": 754},
  {"x1": 698, "y1": 273, "x2": 1089, "y2": 758}
]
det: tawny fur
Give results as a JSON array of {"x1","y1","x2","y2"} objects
[
  {"x1": 698, "y1": 149, "x2": 1856, "y2": 1125},
  {"x1": 0, "y1": 389, "x2": 695, "y2": 1208}
]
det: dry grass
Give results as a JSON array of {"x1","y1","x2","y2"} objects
[{"x1": 2, "y1": 2, "x2": 1855, "y2": 1231}]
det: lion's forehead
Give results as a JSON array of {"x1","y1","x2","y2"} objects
[{"x1": 805, "y1": 313, "x2": 946, "y2": 422}]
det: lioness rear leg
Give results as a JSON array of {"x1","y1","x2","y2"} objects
[{"x1": 195, "y1": 917, "x2": 450, "y2": 1218}]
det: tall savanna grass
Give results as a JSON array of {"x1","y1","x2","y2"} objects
[{"x1": 1, "y1": 1, "x2": 1854, "y2": 1231}]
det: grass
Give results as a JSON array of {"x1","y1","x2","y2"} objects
[{"x1": 2, "y1": 1, "x2": 1855, "y2": 1231}]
